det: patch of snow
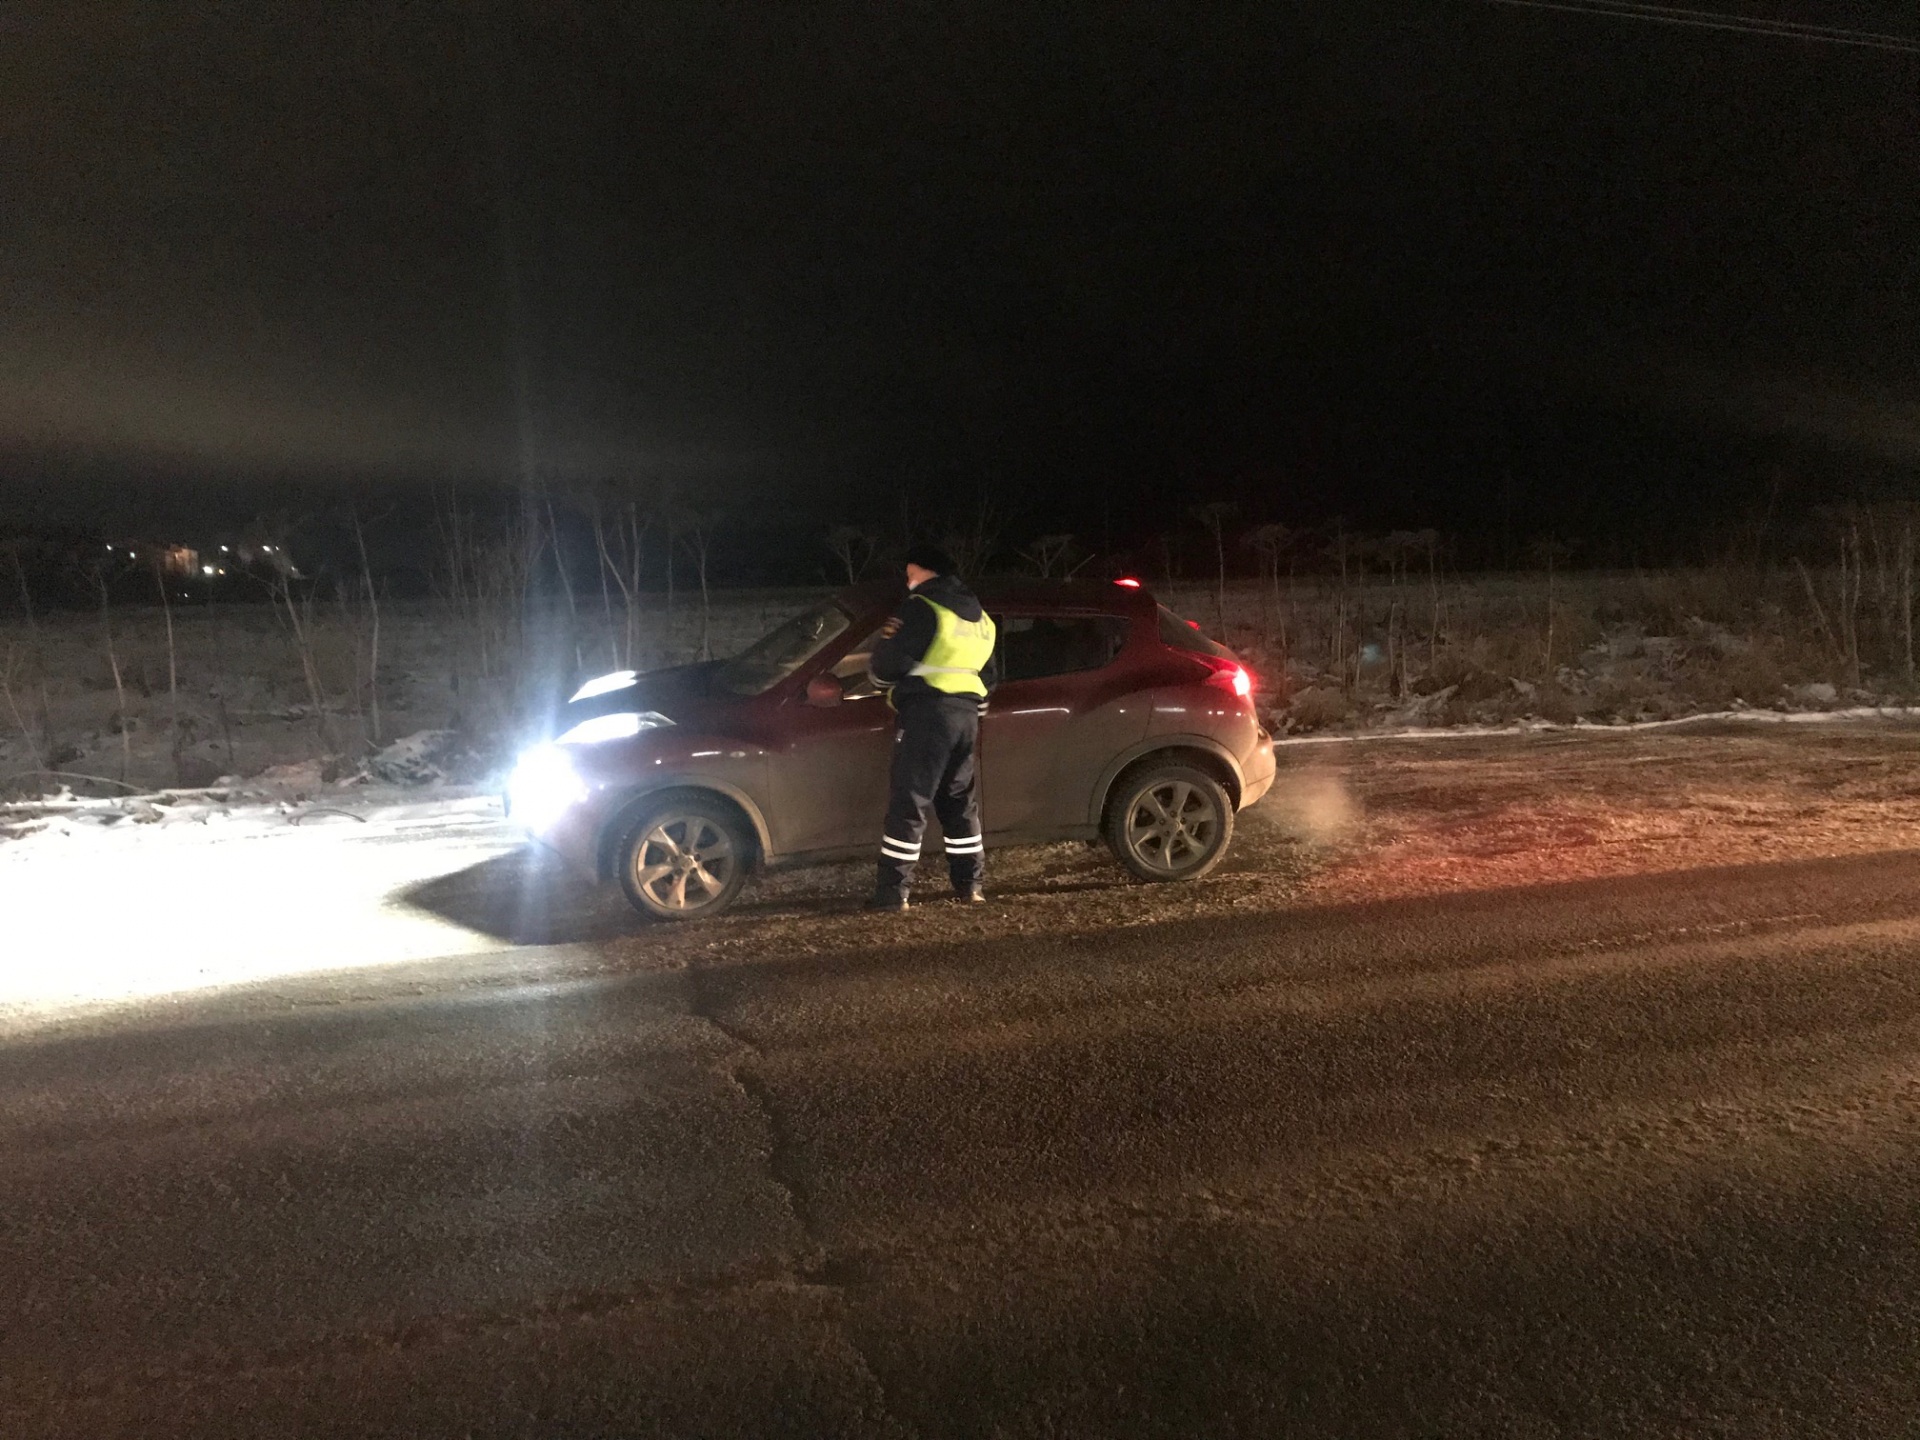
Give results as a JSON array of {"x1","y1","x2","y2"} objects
[
  {"x1": 1273, "y1": 704, "x2": 1920, "y2": 747},
  {"x1": 363, "y1": 728, "x2": 460, "y2": 786},
  {"x1": 0, "y1": 786, "x2": 514, "y2": 1031},
  {"x1": 254, "y1": 759, "x2": 329, "y2": 791}
]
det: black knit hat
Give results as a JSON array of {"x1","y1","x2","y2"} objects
[{"x1": 904, "y1": 543, "x2": 959, "y2": 575}]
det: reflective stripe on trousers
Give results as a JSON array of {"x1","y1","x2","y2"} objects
[{"x1": 875, "y1": 694, "x2": 984, "y2": 896}]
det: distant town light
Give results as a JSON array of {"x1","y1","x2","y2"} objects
[{"x1": 202, "y1": 565, "x2": 215, "y2": 575}]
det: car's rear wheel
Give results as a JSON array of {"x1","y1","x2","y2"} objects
[
  {"x1": 1104, "y1": 761, "x2": 1234, "y2": 883},
  {"x1": 617, "y1": 793, "x2": 750, "y2": 920}
]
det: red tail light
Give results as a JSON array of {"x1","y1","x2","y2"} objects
[
  {"x1": 1114, "y1": 576, "x2": 1142, "y2": 589},
  {"x1": 1198, "y1": 656, "x2": 1254, "y2": 699}
]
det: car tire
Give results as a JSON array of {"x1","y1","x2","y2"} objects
[
  {"x1": 1104, "y1": 761, "x2": 1234, "y2": 883},
  {"x1": 616, "y1": 792, "x2": 752, "y2": 921}
]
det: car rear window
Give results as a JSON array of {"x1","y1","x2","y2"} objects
[
  {"x1": 1156, "y1": 605, "x2": 1233, "y2": 659},
  {"x1": 989, "y1": 614, "x2": 1129, "y2": 682}
]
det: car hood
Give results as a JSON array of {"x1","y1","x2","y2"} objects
[{"x1": 558, "y1": 660, "x2": 728, "y2": 731}]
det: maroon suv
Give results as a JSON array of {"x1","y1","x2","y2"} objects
[{"x1": 507, "y1": 580, "x2": 1277, "y2": 919}]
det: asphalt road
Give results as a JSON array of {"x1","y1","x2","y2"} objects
[{"x1": 9, "y1": 843, "x2": 1920, "y2": 1436}]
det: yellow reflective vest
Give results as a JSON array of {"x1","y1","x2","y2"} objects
[{"x1": 906, "y1": 596, "x2": 996, "y2": 698}]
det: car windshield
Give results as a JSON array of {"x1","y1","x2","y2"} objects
[{"x1": 714, "y1": 600, "x2": 852, "y2": 696}]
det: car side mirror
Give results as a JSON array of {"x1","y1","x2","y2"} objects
[{"x1": 804, "y1": 672, "x2": 844, "y2": 707}]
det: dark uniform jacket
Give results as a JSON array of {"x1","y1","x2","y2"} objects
[{"x1": 868, "y1": 574, "x2": 989, "y2": 706}]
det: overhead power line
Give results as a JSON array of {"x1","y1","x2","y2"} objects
[{"x1": 1475, "y1": 0, "x2": 1920, "y2": 53}]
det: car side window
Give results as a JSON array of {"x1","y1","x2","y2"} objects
[
  {"x1": 988, "y1": 615, "x2": 1129, "y2": 684},
  {"x1": 827, "y1": 620, "x2": 891, "y2": 698}
]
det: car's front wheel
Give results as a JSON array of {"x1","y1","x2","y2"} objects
[
  {"x1": 1104, "y1": 761, "x2": 1234, "y2": 883},
  {"x1": 617, "y1": 793, "x2": 751, "y2": 920}
]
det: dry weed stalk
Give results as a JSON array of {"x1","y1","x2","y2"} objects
[
  {"x1": 673, "y1": 505, "x2": 723, "y2": 661},
  {"x1": 825, "y1": 524, "x2": 877, "y2": 586},
  {"x1": 90, "y1": 564, "x2": 132, "y2": 781},
  {"x1": 433, "y1": 490, "x2": 543, "y2": 734},
  {"x1": 1, "y1": 640, "x2": 42, "y2": 768},
  {"x1": 351, "y1": 506, "x2": 383, "y2": 744},
  {"x1": 591, "y1": 492, "x2": 650, "y2": 669},
  {"x1": 149, "y1": 554, "x2": 180, "y2": 769}
]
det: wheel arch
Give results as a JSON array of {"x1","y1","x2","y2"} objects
[
  {"x1": 1091, "y1": 737, "x2": 1243, "y2": 827},
  {"x1": 597, "y1": 781, "x2": 771, "y2": 881}
]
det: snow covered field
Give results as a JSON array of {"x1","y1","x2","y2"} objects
[{"x1": 0, "y1": 570, "x2": 1905, "y2": 801}]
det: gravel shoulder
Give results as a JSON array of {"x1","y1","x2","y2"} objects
[{"x1": 10, "y1": 714, "x2": 1920, "y2": 1036}]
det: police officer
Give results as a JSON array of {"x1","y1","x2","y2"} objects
[{"x1": 865, "y1": 544, "x2": 997, "y2": 911}]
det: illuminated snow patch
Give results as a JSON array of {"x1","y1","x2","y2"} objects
[{"x1": 0, "y1": 794, "x2": 520, "y2": 1031}]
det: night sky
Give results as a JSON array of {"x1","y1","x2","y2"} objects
[{"x1": 3, "y1": 1, "x2": 1916, "y2": 569}]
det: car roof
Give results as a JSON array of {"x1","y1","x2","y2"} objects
[
  {"x1": 832, "y1": 578, "x2": 1150, "y2": 616},
  {"x1": 976, "y1": 578, "x2": 1147, "y2": 611}
]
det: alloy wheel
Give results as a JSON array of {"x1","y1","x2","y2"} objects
[
  {"x1": 1122, "y1": 779, "x2": 1219, "y2": 876},
  {"x1": 629, "y1": 813, "x2": 738, "y2": 913}
]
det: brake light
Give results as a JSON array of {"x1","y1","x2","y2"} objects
[
  {"x1": 1114, "y1": 576, "x2": 1142, "y2": 589},
  {"x1": 1187, "y1": 619, "x2": 1201, "y2": 630},
  {"x1": 1199, "y1": 656, "x2": 1253, "y2": 699}
]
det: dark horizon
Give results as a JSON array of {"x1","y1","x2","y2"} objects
[{"x1": 4, "y1": 2, "x2": 1917, "y2": 571}]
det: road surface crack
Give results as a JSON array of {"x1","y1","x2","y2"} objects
[
  {"x1": 683, "y1": 964, "x2": 822, "y2": 1251},
  {"x1": 683, "y1": 961, "x2": 911, "y2": 1437}
]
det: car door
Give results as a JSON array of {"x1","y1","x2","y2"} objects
[
  {"x1": 767, "y1": 621, "x2": 894, "y2": 856},
  {"x1": 980, "y1": 612, "x2": 1151, "y2": 838}
]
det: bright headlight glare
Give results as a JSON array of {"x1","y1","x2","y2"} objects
[
  {"x1": 506, "y1": 745, "x2": 587, "y2": 832},
  {"x1": 569, "y1": 669, "x2": 639, "y2": 703}
]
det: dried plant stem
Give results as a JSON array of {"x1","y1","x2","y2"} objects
[
  {"x1": 93, "y1": 569, "x2": 131, "y2": 781},
  {"x1": 1, "y1": 642, "x2": 41, "y2": 767},
  {"x1": 1795, "y1": 559, "x2": 1843, "y2": 667},
  {"x1": 352, "y1": 508, "x2": 382, "y2": 744},
  {"x1": 152, "y1": 559, "x2": 179, "y2": 774}
]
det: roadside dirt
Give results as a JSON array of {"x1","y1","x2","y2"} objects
[
  {"x1": 13, "y1": 717, "x2": 1920, "y2": 1034},
  {"x1": 1299, "y1": 717, "x2": 1920, "y2": 905},
  {"x1": 565, "y1": 715, "x2": 1920, "y2": 973}
]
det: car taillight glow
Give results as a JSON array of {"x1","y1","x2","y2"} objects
[
  {"x1": 1200, "y1": 657, "x2": 1253, "y2": 699},
  {"x1": 1114, "y1": 576, "x2": 1142, "y2": 588}
]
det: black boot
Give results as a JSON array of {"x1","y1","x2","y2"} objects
[
  {"x1": 865, "y1": 890, "x2": 909, "y2": 913},
  {"x1": 958, "y1": 884, "x2": 986, "y2": 904}
]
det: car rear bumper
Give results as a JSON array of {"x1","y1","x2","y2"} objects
[{"x1": 1239, "y1": 726, "x2": 1276, "y2": 808}]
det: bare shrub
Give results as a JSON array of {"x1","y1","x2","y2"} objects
[
  {"x1": 1685, "y1": 647, "x2": 1787, "y2": 709},
  {"x1": 824, "y1": 524, "x2": 878, "y2": 585},
  {"x1": 1529, "y1": 684, "x2": 1581, "y2": 726},
  {"x1": 1285, "y1": 685, "x2": 1351, "y2": 732}
]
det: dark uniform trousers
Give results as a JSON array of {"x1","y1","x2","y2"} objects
[{"x1": 877, "y1": 694, "x2": 985, "y2": 897}]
